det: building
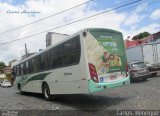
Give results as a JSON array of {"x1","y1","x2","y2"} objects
[
  {"x1": 0, "y1": 66, "x2": 12, "y2": 74},
  {"x1": 0, "y1": 59, "x2": 17, "y2": 82},
  {"x1": 0, "y1": 66, "x2": 12, "y2": 82},
  {"x1": 125, "y1": 31, "x2": 160, "y2": 48},
  {"x1": 0, "y1": 74, "x2": 5, "y2": 82},
  {"x1": 46, "y1": 32, "x2": 69, "y2": 47},
  {"x1": 124, "y1": 35, "x2": 154, "y2": 48}
]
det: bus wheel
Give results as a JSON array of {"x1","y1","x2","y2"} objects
[{"x1": 42, "y1": 83, "x2": 52, "y2": 100}]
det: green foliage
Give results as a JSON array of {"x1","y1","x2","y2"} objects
[
  {"x1": 132, "y1": 32, "x2": 151, "y2": 40},
  {"x1": 0, "y1": 62, "x2": 6, "y2": 68},
  {"x1": 5, "y1": 73, "x2": 12, "y2": 81}
]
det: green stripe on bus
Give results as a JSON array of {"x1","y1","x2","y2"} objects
[{"x1": 26, "y1": 73, "x2": 50, "y2": 84}]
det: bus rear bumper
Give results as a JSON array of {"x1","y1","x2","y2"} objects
[{"x1": 88, "y1": 76, "x2": 130, "y2": 93}]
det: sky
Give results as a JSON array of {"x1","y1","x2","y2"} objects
[{"x1": 0, "y1": 0, "x2": 160, "y2": 64}]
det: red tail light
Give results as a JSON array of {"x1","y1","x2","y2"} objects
[
  {"x1": 89, "y1": 63, "x2": 99, "y2": 83},
  {"x1": 126, "y1": 62, "x2": 128, "y2": 77}
]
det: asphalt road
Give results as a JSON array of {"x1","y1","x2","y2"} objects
[{"x1": 0, "y1": 75, "x2": 160, "y2": 115}]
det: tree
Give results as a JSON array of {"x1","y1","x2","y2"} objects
[
  {"x1": 0, "y1": 62, "x2": 6, "y2": 68},
  {"x1": 5, "y1": 73, "x2": 12, "y2": 81},
  {"x1": 132, "y1": 32, "x2": 151, "y2": 40}
]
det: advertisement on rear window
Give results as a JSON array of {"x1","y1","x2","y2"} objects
[{"x1": 86, "y1": 30, "x2": 126, "y2": 75}]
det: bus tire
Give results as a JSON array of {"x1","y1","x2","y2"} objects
[{"x1": 42, "y1": 83, "x2": 52, "y2": 100}]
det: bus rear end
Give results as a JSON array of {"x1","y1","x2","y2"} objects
[{"x1": 84, "y1": 28, "x2": 130, "y2": 93}]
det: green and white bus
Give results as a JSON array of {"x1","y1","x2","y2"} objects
[{"x1": 13, "y1": 28, "x2": 130, "y2": 100}]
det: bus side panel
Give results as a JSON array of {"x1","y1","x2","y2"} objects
[
  {"x1": 17, "y1": 73, "x2": 48, "y2": 93},
  {"x1": 47, "y1": 34, "x2": 90, "y2": 95},
  {"x1": 46, "y1": 66, "x2": 89, "y2": 94},
  {"x1": 22, "y1": 80, "x2": 42, "y2": 93}
]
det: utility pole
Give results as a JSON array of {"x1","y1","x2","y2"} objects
[{"x1": 25, "y1": 43, "x2": 28, "y2": 58}]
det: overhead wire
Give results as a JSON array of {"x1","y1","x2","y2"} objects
[
  {"x1": 0, "y1": 0, "x2": 94, "y2": 35},
  {"x1": 0, "y1": 0, "x2": 143, "y2": 46}
]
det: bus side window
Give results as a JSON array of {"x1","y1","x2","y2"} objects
[
  {"x1": 53, "y1": 48, "x2": 58, "y2": 67},
  {"x1": 63, "y1": 40, "x2": 73, "y2": 65},
  {"x1": 49, "y1": 49, "x2": 53, "y2": 68},
  {"x1": 16, "y1": 66, "x2": 18, "y2": 76},
  {"x1": 29, "y1": 60, "x2": 33, "y2": 74},
  {"x1": 64, "y1": 40, "x2": 72, "y2": 52},
  {"x1": 26, "y1": 61, "x2": 29, "y2": 74},
  {"x1": 33, "y1": 56, "x2": 40, "y2": 73},
  {"x1": 63, "y1": 36, "x2": 81, "y2": 66},
  {"x1": 56, "y1": 46, "x2": 63, "y2": 67},
  {"x1": 72, "y1": 36, "x2": 80, "y2": 50},
  {"x1": 40, "y1": 53, "x2": 45, "y2": 71},
  {"x1": 16, "y1": 65, "x2": 20, "y2": 76},
  {"x1": 21, "y1": 64, "x2": 24, "y2": 75},
  {"x1": 72, "y1": 37, "x2": 81, "y2": 63},
  {"x1": 49, "y1": 47, "x2": 62, "y2": 69},
  {"x1": 45, "y1": 52, "x2": 49, "y2": 70},
  {"x1": 23, "y1": 62, "x2": 26, "y2": 75},
  {"x1": 12, "y1": 66, "x2": 16, "y2": 78}
]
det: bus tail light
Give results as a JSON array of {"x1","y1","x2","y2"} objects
[{"x1": 89, "y1": 63, "x2": 99, "y2": 83}]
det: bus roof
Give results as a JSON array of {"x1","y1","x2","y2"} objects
[{"x1": 86, "y1": 28, "x2": 122, "y2": 34}]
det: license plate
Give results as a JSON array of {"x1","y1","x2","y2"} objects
[{"x1": 110, "y1": 76, "x2": 117, "y2": 80}]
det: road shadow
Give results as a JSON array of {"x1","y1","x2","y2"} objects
[
  {"x1": 130, "y1": 78, "x2": 148, "y2": 83},
  {"x1": 17, "y1": 92, "x2": 128, "y2": 111},
  {"x1": 150, "y1": 74, "x2": 160, "y2": 78},
  {"x1": 17, "y1": 92, "x2": 44, "y2": 99},
  {"x1": 130, "y1": 73, "x2": 160, "y2": 83},
  {"x1": 53, "y1": 94, "x2": 128, "y2": 111}
]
